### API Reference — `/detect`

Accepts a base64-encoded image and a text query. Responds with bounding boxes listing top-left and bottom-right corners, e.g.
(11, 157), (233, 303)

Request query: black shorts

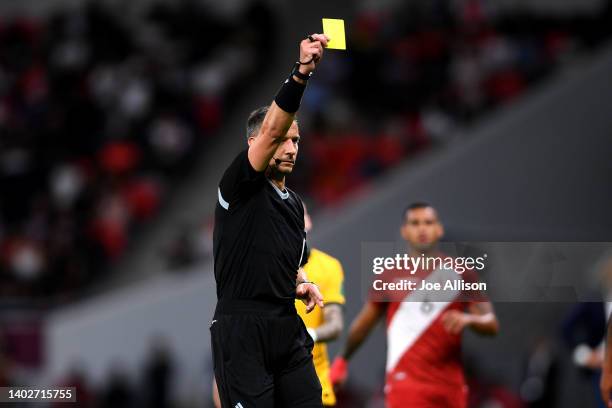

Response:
(211, 299), (323, 408)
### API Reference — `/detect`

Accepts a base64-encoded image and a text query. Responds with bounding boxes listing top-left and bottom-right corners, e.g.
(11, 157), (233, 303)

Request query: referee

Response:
(211, 33), (329, 408)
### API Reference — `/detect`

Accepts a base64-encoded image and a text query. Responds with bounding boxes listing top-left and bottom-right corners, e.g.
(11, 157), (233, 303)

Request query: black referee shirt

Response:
(213, 149), (307, 304)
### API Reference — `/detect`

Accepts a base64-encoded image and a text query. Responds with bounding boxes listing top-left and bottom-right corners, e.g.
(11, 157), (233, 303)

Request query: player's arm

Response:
(601, 315), (612, 406)
(465, 301), (499, 335)
(330, 301), (384, 385)
(308, 304), (344, 343)
(442, 301), (499, 336)
(247, 34), (328, 171)
(341, 302), (385, 359)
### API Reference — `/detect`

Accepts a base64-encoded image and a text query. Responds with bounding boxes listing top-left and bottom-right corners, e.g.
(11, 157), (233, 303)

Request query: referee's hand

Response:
(298, 33), (329, 74)
(297, 282), (324, 313)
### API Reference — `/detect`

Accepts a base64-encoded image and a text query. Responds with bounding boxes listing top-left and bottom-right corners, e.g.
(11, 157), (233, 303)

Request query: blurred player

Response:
(330, 202), (499, 408)
(213, 204), (345, 408)
(564, 255), (612, 408)
(296, 204), (345, 407)
(602, 315), (612, 407)
(599, 256), (612, 408)
(211, 34), (329, 407)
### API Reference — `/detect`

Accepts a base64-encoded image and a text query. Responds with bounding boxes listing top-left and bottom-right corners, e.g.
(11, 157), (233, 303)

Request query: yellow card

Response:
(322, 18), (346, 50)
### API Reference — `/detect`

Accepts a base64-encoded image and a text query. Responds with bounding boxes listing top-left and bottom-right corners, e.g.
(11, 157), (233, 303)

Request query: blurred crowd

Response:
(292, 0), (612, 206)
(0, 0), (275, 302)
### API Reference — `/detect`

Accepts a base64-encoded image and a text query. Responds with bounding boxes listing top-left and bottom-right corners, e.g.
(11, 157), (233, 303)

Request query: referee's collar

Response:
(268, 179), (289, 200)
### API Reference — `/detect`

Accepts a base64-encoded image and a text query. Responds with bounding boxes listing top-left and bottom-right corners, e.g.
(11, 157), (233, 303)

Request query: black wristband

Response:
(274, 74), (306, 113)
(297, 280), (318, 288)
(292, 62), (312, 81)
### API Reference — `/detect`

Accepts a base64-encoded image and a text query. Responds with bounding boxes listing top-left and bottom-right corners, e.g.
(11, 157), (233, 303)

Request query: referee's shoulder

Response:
(219, 148), (249, 181)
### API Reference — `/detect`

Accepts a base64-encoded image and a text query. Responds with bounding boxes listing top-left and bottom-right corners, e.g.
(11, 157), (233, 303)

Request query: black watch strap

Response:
(292, 62), (312, 81)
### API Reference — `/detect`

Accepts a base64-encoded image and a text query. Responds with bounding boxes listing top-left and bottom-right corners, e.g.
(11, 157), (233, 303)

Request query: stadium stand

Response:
(0, 0), (276, 303)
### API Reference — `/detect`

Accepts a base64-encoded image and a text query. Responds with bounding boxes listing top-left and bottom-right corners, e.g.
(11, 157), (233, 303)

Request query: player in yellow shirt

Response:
(295, 204), (345, 407)
(213, 203), (345, 408)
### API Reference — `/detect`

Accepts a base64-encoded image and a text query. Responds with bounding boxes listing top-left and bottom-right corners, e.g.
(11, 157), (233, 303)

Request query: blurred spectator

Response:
(142, 335), (174, 408)
(101, 362), (135, 408)
(52, 362), (95, 408)
(561, 254), (612, 408)
(0, 314), (43, 369)
(519, 337), (561, 408)
(0, 338), (15, 387)
(164, 217), (214, 270)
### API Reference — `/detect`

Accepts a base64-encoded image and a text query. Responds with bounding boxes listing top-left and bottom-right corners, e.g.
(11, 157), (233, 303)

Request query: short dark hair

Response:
(246, 106), (269, 140)
(245, 106), (298, 140)
(402, 202), (435, 222)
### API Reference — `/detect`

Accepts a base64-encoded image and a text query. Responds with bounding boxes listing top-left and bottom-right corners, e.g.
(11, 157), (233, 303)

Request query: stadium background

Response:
(0, 0), (611, 406)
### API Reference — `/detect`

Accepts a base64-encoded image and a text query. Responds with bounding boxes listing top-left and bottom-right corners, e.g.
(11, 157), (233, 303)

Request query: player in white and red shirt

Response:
(330, 202), (499, 408)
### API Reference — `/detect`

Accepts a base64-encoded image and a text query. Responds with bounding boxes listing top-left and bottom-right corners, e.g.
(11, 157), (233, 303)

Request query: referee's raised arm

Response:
(247, 33), (329, 171)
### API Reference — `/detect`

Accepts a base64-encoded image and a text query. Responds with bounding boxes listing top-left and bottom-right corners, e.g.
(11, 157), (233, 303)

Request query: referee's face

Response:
(269, 121), (300, 175)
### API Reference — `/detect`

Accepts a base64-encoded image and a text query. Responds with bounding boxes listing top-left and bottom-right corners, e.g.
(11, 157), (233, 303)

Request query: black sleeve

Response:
(218, 149), (265, 207)
(293, 191), (309, 267)
(300, 240), (310, 267)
